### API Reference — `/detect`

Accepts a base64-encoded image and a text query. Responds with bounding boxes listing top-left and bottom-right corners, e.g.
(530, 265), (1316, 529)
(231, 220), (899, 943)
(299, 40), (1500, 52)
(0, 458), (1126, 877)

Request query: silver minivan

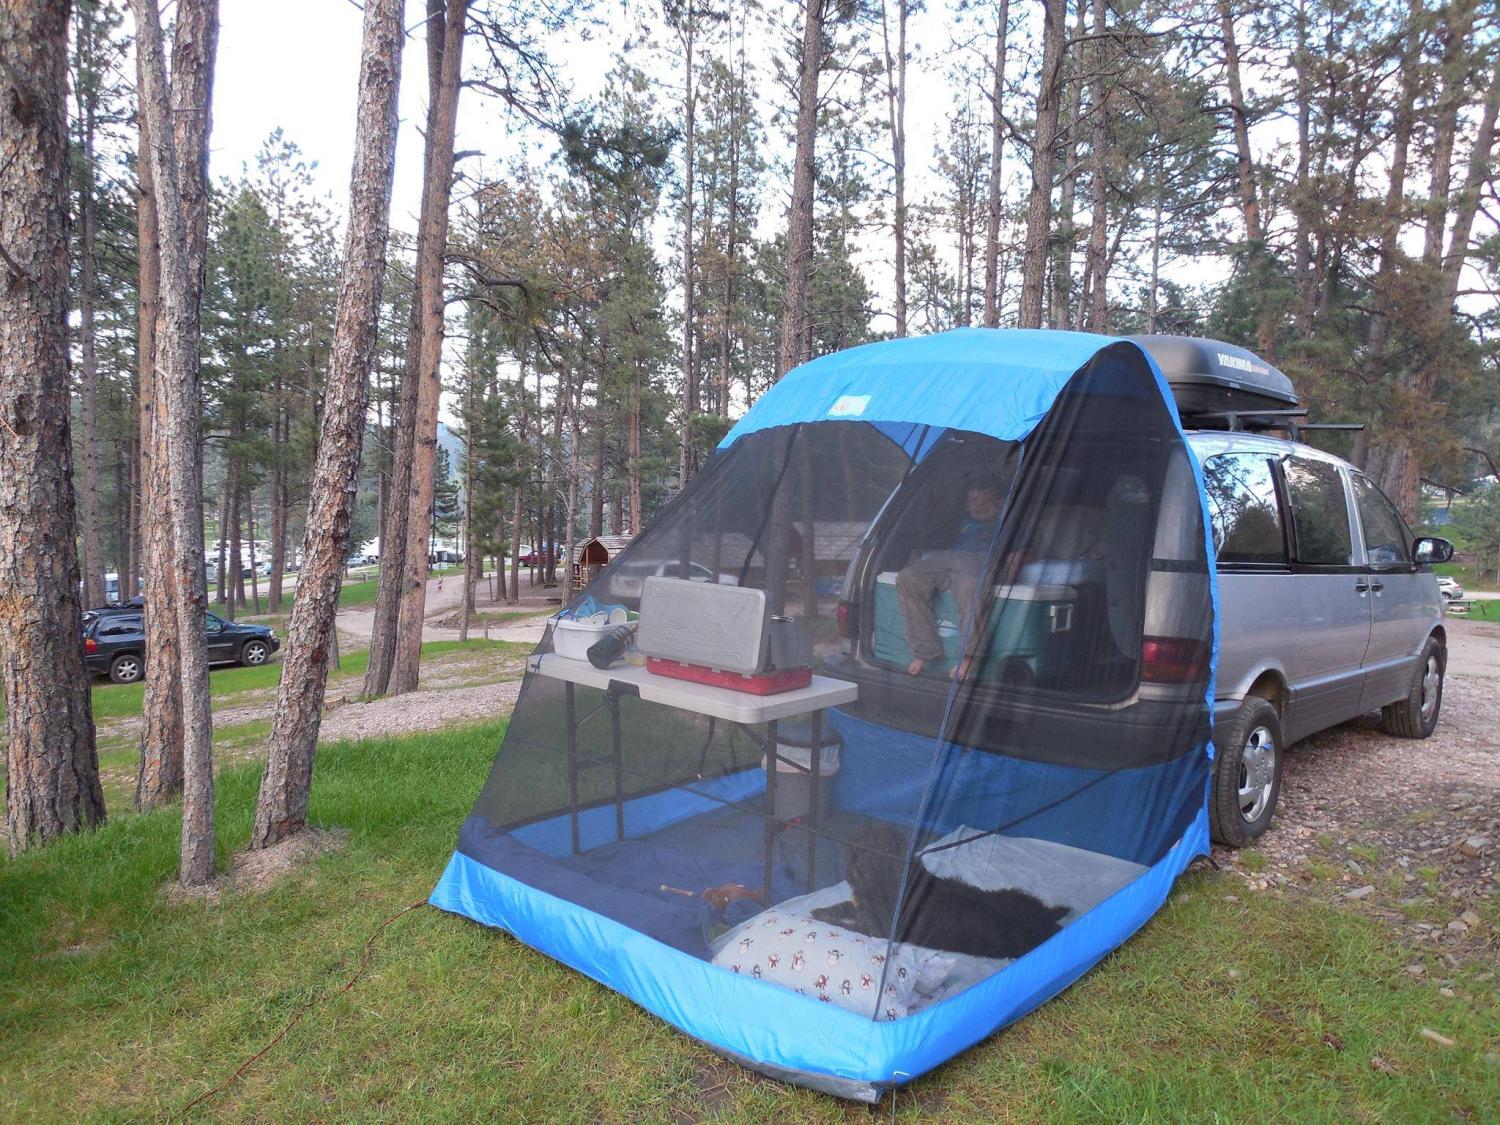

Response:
(1188, 428), (1450, 845)
(825, 334), (1453, 851)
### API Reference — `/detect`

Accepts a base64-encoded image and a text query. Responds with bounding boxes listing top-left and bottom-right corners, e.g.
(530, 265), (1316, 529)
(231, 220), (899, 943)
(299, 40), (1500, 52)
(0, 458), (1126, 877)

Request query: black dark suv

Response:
(82, 607), (280, 684)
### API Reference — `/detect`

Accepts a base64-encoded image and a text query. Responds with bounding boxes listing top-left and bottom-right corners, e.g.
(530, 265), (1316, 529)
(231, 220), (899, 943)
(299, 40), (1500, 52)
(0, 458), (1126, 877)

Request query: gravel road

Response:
(1217, 616), (1499, 958)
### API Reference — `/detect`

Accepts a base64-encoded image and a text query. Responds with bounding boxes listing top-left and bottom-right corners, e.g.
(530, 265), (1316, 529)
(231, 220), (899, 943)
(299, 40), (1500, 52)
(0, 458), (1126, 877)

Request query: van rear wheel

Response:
(1381, 636), (1444, 739)
(1210, 697), (1283, 848)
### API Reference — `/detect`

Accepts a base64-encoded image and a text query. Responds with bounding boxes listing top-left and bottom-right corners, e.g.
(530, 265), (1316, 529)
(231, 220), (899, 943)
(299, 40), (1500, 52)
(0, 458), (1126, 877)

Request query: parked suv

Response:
(826, 336), (1451, 849)
(82, 608), (280, 684)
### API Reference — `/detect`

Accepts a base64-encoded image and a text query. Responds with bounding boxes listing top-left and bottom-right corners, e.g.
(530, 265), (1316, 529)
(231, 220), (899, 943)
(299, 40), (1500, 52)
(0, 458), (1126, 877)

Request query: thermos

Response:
(586, 624), (637, 670)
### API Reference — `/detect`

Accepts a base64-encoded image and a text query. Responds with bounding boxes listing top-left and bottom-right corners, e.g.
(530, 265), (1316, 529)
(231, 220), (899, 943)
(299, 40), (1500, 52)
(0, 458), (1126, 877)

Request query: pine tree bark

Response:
(136, 0), (217, 812)
(778, 0), (825, 377)
(1081, 0), (1109, 333)
(678, 7), (699, 488)
(133, 40), (183, 808)
(880, 0), (909, 337)
(250, 0), (403, 850)
(1018, 0), (1065, 330)
(75, 5), (107, 610)
(131, 0), (217, 886)
(373, 0), (467, 698)
(982, 0), (1010, 328)
(2, 0), (108, 855)
(1373, 0), (1482, 520)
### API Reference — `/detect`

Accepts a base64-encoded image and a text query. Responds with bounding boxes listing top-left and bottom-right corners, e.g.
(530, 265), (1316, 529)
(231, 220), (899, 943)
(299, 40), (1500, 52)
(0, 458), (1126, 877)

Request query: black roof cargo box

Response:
(1126, 334), (1297, 421)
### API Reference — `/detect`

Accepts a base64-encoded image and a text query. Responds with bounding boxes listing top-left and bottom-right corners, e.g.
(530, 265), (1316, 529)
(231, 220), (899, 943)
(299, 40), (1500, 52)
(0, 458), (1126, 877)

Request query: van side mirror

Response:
(1413, 537), (1453, 564)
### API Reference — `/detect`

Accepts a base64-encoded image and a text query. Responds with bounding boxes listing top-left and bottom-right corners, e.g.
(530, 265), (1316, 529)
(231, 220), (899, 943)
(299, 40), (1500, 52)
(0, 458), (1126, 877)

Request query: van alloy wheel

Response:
(1239, 725), (1276, 822)
(1420, 654), (1440, 725)
(242, 640), (269, 666)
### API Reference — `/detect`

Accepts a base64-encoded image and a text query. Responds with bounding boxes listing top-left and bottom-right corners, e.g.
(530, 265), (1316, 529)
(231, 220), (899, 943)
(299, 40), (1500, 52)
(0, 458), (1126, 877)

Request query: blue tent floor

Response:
(455, 803), (866, 958)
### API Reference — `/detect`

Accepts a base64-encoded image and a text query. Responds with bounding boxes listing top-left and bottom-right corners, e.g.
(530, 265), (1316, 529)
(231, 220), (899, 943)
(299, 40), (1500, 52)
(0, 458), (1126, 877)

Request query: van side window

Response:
(1351, 474), (1412, 567)
(1283, 457), (1353, 566)
(100, 615), (143, 637)
(1202, 453), (1285, 564)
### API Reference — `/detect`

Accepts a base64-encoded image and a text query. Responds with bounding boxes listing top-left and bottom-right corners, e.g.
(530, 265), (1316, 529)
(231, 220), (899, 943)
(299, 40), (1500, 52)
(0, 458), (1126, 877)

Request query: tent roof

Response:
(720, 328), (1150, 450)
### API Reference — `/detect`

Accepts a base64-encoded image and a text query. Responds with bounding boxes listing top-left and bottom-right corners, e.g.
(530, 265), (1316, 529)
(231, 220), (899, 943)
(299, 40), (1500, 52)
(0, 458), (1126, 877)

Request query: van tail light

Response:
(1140, 636), (1208, 684)
(836, 600), (857, 641)
(84, 638), (98, 654)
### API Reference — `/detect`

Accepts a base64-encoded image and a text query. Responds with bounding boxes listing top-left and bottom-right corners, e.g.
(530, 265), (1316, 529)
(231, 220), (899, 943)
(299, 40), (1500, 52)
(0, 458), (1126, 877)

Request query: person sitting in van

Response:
(896, 474), (1006, 679)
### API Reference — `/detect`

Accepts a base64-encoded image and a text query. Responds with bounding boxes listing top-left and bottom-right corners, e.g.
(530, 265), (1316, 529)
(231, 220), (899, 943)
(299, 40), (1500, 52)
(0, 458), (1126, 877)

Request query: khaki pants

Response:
(895, 551), (986, 662)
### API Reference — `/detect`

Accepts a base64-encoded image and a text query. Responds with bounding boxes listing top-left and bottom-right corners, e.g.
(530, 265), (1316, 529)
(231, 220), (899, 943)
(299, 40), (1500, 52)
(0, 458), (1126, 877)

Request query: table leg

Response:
(763, 719), (778, 898)
(566, 681), (579, 856)
(608, 689), (624, 843)
(807, 711), (821, 892)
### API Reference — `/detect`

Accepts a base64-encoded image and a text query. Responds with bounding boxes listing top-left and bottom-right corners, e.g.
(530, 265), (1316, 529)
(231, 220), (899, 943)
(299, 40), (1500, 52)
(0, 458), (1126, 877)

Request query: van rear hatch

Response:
(1127, 334), (1297, 420)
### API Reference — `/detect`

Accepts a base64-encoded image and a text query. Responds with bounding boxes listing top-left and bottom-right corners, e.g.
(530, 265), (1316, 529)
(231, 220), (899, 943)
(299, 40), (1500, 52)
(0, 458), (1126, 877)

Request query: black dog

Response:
(812, 824), (1068, 960)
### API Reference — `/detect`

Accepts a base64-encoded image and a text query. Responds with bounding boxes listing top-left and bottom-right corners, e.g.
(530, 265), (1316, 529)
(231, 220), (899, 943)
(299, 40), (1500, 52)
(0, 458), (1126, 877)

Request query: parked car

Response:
(1436, 575), (1463, 602)
(827, 336), (1452, 850)
(603, 558), (738, 600)
(518, 545), (558, 567)
(82, 608), (280, 684)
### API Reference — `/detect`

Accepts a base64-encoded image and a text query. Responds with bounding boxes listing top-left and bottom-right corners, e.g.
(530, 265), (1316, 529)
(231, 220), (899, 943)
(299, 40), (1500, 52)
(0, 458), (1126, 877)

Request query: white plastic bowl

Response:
(552, 617), (616, 662)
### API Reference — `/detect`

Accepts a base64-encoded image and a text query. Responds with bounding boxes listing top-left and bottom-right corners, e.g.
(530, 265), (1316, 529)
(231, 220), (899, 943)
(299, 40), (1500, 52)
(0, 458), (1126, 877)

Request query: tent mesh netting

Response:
(434, 334), (1216, 1099)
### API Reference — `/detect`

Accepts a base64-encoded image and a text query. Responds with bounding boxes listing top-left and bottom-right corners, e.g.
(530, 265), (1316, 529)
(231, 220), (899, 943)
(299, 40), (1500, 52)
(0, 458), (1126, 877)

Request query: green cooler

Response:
(871, 571), (1076, 684)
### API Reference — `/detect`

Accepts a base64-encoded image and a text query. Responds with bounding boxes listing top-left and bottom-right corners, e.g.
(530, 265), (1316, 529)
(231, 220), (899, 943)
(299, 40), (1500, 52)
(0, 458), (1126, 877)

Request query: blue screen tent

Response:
(432, 328), (1218, 1100)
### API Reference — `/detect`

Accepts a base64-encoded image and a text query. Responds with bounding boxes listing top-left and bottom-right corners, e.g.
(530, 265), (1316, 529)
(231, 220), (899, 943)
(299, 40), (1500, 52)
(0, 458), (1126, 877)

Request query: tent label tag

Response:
(828, 394), (870, 418)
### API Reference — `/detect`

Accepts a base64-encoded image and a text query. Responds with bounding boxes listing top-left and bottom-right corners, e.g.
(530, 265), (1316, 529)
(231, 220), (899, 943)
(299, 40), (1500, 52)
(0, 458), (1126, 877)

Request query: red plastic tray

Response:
(645, 657), (813, 696)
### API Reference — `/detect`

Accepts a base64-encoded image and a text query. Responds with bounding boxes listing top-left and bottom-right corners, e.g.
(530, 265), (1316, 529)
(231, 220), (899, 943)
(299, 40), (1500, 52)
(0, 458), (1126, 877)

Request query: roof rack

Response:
(1181, 407), (1365, 442)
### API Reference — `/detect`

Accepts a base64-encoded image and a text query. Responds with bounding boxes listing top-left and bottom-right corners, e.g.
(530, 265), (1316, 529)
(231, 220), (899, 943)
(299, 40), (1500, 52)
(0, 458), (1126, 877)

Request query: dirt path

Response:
(1217, 616), (1499, 962)
(335, 572), (551, 646)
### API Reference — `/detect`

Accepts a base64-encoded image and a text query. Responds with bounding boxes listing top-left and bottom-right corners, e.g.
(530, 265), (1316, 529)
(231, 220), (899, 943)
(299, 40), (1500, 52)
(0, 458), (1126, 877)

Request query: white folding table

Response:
(529, 653), (859, 893)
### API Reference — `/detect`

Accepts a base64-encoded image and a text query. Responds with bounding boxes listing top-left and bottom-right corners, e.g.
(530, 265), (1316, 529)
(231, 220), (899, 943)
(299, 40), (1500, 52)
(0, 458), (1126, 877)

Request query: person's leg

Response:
(949, 555), (986, 680)
(896, 554), (949, 675)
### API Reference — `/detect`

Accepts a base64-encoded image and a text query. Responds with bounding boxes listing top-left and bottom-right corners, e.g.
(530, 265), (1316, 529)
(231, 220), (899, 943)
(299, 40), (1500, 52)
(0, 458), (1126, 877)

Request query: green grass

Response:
(2, 725), (1496, 1121)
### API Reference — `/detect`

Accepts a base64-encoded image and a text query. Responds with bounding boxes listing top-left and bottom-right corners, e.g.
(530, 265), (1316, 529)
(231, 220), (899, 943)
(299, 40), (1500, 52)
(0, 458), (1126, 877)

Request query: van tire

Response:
(1381, 636), (1444, 739)
(1210, 697), (1283, 848)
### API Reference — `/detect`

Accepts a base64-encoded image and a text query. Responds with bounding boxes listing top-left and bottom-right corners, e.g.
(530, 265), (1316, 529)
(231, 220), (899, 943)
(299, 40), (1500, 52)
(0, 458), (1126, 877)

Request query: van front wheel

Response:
(1210, 697), (1283, 848)
(1381, 636), (1444, 739)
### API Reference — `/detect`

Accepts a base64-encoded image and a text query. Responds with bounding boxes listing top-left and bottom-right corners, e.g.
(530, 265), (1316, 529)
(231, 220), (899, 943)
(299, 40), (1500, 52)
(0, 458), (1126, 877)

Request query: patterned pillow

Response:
(709, 911), (930, 1020)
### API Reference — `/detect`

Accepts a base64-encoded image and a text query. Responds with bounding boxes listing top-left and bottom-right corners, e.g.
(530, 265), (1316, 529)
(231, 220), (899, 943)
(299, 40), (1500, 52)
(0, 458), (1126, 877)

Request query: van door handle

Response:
(1354, 579), (1370, 593)
(1369, 580), (1384, 593)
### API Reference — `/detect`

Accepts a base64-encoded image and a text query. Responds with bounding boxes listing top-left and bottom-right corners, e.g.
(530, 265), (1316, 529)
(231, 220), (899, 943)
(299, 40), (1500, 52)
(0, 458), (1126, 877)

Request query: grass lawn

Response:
(2, 725), (1496, 1121)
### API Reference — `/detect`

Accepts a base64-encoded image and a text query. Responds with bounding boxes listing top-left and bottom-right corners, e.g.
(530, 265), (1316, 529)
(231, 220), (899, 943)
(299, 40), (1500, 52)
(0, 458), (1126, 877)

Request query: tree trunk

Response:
(136, 0), (217, 811)
(1, 0), (107, 855)
(1050, 1), (1084, 331)
(1018, 0), (1065, 329)
(590, 427), (605, 537)
(228, 469), (243, 618)
(1440, 52), (1498, 306)
(1374, 0), (1482, 520)
(1365, 0), (1423, 364)
(629, 387), (642, 536)
(678, 9), (698, 488)
(250, 0), (403, 850)
(247, 495), (262, 616)
(880, 0), (909, 337)
(1080, 0), (1110, 333)
(75, 6), (107, 610)
(982, 0), (1009, 328)
(777, 0), (825, 377)
(390, 0), (468, 697)
(269, 383), (288, 613)
(132, 0), (218, 886)
(215, 471), (230, 607)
